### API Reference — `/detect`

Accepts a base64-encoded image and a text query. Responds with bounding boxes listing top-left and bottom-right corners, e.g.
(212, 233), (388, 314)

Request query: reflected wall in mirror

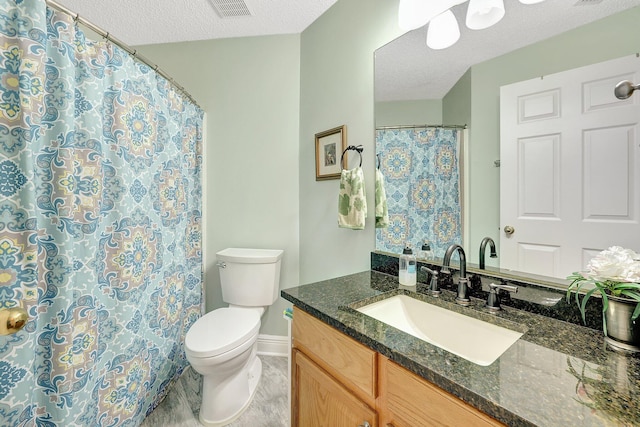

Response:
(374, 2), (640, 282)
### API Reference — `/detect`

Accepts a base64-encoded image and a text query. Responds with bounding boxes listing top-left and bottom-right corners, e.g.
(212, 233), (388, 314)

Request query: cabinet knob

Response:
(358, 422), (370, 427)
(503, 225), (515, 236)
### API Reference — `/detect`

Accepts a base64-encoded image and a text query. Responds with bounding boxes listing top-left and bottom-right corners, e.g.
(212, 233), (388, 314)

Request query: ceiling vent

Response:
(208, 0), (252, 18)
(573, 0), (604, 5)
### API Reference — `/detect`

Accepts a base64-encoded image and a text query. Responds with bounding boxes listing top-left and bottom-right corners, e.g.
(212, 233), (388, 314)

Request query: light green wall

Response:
(298, 0), (403, 284)
(137, 35), (301, 336)
(375, 99), (442, 127)
(442, 69), (471, 129)
(135, 2), (640, 337)
(460, 7), (640, 263)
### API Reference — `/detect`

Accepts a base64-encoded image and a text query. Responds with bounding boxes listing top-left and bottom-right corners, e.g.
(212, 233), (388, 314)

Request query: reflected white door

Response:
(500, 55), (640, 278)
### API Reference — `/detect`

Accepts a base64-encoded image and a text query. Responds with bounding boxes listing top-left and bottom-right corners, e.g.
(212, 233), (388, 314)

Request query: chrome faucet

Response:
(479, 237), (497, 270)
(442, 244), (470, 306)
(420, 266), (440, 297)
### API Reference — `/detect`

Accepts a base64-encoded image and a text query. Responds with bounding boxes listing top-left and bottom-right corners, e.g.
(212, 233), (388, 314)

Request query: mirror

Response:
(374, 2), (640, 282)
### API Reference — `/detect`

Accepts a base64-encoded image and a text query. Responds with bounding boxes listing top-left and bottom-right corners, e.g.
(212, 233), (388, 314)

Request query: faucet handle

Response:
(486, 282), (518, 312)
(420, 266), (440, 296)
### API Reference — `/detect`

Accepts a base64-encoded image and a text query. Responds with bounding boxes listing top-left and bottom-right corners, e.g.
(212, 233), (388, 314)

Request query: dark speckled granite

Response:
(281, 270), (640, 427)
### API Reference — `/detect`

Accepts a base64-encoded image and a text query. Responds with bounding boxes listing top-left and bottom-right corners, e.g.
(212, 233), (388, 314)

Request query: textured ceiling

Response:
(54, 0), (338, 46)
(375, 0), (640, 101)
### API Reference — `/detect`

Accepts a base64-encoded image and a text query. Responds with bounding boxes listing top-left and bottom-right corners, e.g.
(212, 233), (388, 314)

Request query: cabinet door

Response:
(379, 357), (504, 427)
(293, 349), (377, 427)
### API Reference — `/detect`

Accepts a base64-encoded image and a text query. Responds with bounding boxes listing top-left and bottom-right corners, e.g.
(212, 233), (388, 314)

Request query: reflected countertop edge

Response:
(281, 270), (640, 427)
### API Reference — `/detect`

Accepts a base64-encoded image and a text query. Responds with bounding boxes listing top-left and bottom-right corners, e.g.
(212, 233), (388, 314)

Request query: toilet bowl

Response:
(185, 307), (262, 426)
(184, 247), (283, 426)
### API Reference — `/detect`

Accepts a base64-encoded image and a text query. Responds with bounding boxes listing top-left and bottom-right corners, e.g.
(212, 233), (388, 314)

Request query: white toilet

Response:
(185, 247), (283, 426)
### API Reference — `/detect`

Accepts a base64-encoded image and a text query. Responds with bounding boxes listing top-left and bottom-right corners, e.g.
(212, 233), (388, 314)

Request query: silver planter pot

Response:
(604, 294), (640, 352)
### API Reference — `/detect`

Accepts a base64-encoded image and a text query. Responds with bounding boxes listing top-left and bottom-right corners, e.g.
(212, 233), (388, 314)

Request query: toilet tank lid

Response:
(216, 248), (283, 264)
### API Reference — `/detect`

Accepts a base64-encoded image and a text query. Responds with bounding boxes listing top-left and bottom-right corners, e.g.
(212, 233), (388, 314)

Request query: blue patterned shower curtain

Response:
(376, 128), (461, 257)
(0, 1), (204, 425)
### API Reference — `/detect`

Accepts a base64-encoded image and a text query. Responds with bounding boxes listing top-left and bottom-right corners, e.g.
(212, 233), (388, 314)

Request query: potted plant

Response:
(567, 246), (640, 352)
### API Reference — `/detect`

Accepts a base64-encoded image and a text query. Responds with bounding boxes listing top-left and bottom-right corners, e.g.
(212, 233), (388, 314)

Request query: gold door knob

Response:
(0, 307), (28, 336)
(504, 225), (515, 236)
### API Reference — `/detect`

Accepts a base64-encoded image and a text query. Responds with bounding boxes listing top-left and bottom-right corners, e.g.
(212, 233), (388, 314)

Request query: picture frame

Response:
(315, 125), (346, 181)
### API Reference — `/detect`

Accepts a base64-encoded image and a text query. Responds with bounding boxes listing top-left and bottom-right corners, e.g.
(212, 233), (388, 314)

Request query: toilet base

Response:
(199, 356), (262, 427)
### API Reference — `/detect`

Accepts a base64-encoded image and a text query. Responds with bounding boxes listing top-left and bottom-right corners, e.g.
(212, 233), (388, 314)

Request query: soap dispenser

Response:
(419, 241), (434, 260)
(399, 245), (417, 286)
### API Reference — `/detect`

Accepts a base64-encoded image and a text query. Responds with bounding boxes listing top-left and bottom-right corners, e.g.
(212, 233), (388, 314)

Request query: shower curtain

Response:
(0, 1), (204, 425)
(376, 127), (461, 257)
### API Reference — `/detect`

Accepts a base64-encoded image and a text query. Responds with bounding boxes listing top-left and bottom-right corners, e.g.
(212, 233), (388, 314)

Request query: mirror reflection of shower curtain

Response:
(375, 127), (462, 257)
(0, 1), (203, 425)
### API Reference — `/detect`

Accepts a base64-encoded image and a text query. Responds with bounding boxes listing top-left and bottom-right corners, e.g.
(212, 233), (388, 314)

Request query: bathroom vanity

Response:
(292, 307), (503, 426)
(281, 270), (640, 427)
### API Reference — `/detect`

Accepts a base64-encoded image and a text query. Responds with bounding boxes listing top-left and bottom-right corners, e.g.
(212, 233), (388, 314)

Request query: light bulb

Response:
(466, 0), (505, 30)
(426, 10), (461, 50)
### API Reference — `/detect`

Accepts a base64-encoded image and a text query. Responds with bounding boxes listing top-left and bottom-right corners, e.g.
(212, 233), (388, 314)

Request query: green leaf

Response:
(613, 282), (640, 292)
(619, 289), (640, 302)
(580, 287), (600, 324)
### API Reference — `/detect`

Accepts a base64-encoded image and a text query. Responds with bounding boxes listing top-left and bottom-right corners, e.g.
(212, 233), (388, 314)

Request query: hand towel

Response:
(375, 168), (389, 228)
(338, 167), (367, 230)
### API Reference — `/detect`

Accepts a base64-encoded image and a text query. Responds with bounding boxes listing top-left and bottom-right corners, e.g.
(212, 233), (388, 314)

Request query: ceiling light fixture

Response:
(398, 0), (547, 50)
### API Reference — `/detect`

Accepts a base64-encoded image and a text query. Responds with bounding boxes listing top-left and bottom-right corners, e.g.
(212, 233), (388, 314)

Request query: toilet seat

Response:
(185, 307), (260, 358)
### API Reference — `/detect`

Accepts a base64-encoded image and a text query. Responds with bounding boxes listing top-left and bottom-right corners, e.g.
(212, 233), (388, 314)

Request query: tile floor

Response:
(141, 355), (289, 427)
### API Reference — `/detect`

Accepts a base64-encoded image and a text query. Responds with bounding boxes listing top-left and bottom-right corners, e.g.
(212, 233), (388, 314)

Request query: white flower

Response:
(586, 246), (640, 283)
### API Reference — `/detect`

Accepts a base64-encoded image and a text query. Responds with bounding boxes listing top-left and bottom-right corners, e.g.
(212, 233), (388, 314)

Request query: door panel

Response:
(500, 54), (640, 278)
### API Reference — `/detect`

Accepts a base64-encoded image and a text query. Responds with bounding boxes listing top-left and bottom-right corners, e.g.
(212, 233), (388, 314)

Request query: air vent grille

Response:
(574, 0), (604, 5)
(209, 0), (252, 18)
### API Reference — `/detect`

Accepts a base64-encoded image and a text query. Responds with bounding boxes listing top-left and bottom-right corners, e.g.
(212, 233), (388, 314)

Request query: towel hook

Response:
(341, 145), (363, 170)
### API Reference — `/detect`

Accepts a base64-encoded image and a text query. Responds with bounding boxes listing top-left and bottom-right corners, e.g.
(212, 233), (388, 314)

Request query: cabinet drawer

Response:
(292, 307), (377, 405)
(381, 357), (505, 427)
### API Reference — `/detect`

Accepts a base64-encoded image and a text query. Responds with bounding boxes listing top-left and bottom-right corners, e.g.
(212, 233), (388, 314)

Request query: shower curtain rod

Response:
(46, 0), (201, 109)
(376, 124), (467, 130)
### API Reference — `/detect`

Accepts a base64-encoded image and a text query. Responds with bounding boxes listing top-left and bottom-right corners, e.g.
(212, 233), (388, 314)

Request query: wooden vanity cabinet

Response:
(291, 307), (505, 427)
(378, 357), (505, 427)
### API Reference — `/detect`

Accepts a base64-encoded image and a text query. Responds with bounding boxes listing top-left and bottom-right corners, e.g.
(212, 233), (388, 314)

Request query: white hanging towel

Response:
(375, 168), (389, 228)
(338, 167), (367, 230)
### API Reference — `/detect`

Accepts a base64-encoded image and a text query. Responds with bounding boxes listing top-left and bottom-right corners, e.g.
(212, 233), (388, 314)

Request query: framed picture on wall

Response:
(315, 125), (346, 180)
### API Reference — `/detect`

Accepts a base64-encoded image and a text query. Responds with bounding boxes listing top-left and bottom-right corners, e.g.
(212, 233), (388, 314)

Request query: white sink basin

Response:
(356, 294), (523, 366)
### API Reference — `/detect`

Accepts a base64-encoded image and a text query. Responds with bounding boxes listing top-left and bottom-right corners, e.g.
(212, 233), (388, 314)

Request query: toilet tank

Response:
(216, 248), (284, 306)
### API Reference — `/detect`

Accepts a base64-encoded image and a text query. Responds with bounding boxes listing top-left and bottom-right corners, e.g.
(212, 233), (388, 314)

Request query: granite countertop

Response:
(281, 270), (640, 427)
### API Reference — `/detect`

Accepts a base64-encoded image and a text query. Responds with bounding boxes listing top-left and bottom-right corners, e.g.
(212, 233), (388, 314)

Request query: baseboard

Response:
(257, 334), (289, 357)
